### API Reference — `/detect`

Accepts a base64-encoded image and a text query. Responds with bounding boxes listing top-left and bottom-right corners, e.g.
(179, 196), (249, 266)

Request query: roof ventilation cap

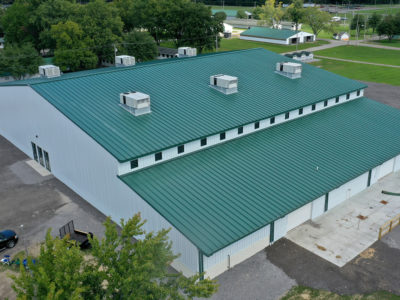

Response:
(178, 47), (197, 58)
(115, 55), (135, 67)
(275, 62), (302, 79)
(210, 74), (238, 94)
(120, 91), (151, 116)
(39, 65), (61, 78)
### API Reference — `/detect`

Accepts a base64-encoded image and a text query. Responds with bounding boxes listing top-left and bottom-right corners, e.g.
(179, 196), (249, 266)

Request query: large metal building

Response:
(1, 48), (400, 279)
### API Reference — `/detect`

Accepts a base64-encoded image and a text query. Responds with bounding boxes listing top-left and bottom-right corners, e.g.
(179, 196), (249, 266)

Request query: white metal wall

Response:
(311, 195), (325, 219)
(203, 224), (270, 279)
(287, 202), (312, 231)
(395, 154), (400, 172)
(240, 35), (288, 44)
(328, 171), (369, 210)
(0, 86), (199, 276)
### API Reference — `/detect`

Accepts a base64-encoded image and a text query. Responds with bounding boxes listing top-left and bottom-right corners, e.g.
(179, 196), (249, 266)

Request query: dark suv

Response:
(0, 230), (18, 250)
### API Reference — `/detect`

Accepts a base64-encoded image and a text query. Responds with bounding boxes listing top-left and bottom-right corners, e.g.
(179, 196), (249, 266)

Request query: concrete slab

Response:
(286, 171), (400, 267)
(25, 159), (51, 176)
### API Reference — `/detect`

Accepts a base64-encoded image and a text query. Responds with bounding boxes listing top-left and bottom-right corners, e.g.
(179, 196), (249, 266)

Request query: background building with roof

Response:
(1, 48), (400, 279)
(157, 47), (179, 59)
(240, 27), (315, 45)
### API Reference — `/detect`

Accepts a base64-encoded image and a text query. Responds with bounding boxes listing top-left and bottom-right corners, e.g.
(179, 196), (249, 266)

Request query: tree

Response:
(10, 230), (98, 299)
(236, 9), (246, 19)
(258, 0), (284, 27)
(90, 215), (218, 299)
(121, 31), (158, 62)
(252, 7), (263, 20)
(214, 11), (227, 21)
(368, 12), (382, 34)
(303, 7), (333, 37)
(377, 14), (398, 41)
(285, 0), (304, 30)
(51, 21), (98, 72)
(350, 14), (366, 37)
(10, 214), (218, 299)
(0, 43), (43, 79)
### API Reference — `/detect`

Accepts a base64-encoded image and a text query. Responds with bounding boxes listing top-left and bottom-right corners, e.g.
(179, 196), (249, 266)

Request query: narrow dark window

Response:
(123, 96), (127, 105)
(285, 112), (290, 120)
(177, 145), (185, 154)
(31, 142), (38, 162)
(346, 93), (350, 100)
(324, 100), (328, 107)
(335, 96), (339, 103)
(280, 64), (283, 71)
(298, 108), (303, 115)
(238, 127), (243, 134)
(254, 121), (260, 129)
(37, 147), (44, 166)
(312, 104), (316, 111)
(130, 159), (138, 169)
(44, 151), (51, 171)
(220, 132), (226, 140)
(270, 117), (275, 124)
(201, 138), (207, 146)
(357, 90), (361, 96)
(214, 77), (217, 85)
(155, 152), (162, 161)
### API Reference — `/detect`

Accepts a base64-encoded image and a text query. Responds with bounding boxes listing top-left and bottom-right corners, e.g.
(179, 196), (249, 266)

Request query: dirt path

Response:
(314, 55), (400, 68)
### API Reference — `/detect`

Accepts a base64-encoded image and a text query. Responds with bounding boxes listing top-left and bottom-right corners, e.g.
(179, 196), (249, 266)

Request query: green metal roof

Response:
(211, 9), (238, 17)
(120, 98), (400, 256)
(241, 27), (301, 40)
(1, 48), (365, 162)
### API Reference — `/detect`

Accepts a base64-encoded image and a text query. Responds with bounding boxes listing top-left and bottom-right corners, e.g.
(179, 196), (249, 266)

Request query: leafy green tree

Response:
(0, 43), (43, 79)
(89, 215), (218, 299)
(252, 7), (263, 20)
(303, 7), (333, 37)
(258, 0), (284, 26)
(76, 0), (123, 63)
(285, 0), (304, 30)
(236, 9), (247, 19)
(350, 14), (366, 37)
(214, 11), (227, 21)
(368, 12), (382, 34)
(51, 21), (98, 71)
(10, 230), (96, 299)
(121, 31), (158, 62)
(377, 14), (398, 41)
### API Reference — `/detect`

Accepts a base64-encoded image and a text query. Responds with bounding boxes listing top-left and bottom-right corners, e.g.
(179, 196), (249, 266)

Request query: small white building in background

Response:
(274, 21), (302, 31)
(223, 23), (233, 38)
(333, 32), (350, 41)
(240, 27), (315, 45)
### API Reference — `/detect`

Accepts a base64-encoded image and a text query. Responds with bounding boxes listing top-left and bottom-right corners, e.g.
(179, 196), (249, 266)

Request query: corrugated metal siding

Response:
(120, 98), (400, 256)
(16, 48), (364, 162)
(241, 27), (300, 39)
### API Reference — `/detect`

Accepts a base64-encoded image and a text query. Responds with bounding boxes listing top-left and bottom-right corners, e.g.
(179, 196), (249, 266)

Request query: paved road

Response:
(315, 55), (400, 68)
(363, 81), (400, 109)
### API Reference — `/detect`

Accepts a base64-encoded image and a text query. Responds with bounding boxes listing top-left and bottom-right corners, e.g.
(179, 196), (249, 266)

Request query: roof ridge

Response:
(28, 48), (264, 86)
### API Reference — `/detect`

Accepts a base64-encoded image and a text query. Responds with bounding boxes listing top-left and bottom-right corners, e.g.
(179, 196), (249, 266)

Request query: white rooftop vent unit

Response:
(38, 65), (61, 78)
(275, 62), (302, 79)
(178, 47), (197, 58)
(115, 55), (135, 67)
(120, 91), (151, 116)
(210, 74), (238, 94)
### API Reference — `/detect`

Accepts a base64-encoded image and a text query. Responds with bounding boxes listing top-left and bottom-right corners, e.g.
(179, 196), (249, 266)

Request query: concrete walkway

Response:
(286, 171), (400, 267)
(315, 55), (400, 68)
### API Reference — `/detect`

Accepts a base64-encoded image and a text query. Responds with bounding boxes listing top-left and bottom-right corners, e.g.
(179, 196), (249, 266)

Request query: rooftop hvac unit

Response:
(120, 91), (151, 116)
(275, 62), (302, 79)
(178, 47), (197, 58)
(210, 74), (238, 94)
(38, 65), (61, 78)
(115, 55), (136, 67)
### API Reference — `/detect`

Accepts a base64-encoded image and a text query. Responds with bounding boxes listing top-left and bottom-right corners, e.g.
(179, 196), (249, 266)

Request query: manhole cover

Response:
(357, 215), (367, 220)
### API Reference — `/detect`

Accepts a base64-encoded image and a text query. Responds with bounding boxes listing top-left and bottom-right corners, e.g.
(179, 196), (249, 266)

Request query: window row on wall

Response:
(118, 89), (364, 175)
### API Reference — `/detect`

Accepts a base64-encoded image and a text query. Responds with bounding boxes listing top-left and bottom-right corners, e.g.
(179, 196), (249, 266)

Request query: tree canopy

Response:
(121, 31), (158, 62)
(11, 214), (218, 299)
(302, 7), (334, 37)
(258, 0), (284, 27)
(285, 0), (305, 30)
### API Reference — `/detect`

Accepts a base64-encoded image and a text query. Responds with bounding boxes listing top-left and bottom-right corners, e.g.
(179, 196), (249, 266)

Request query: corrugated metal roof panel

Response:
(3, 49), (365, 161)
(120, 98), (400, 256)
(241, 27), (301, 39)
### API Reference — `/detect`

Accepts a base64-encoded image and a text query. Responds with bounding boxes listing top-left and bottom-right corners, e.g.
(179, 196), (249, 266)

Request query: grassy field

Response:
(311, 58), (400, 86)
(282, 286), (400, 300)
(369, 39), (400, 48)
(314, 45), (400, 66)
(216, 38), (329, 53)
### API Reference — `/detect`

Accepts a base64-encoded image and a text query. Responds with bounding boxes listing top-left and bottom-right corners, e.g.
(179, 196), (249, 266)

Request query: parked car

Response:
(0, 230), (18, 250)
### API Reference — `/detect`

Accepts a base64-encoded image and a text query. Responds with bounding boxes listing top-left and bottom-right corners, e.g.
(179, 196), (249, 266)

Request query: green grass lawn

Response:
(282, 286), (400, 300)
(369, 39), (400, 48)
(314, 45), (400, 66)
(216, 38), (329, 54)
(311, 58), (400, 86)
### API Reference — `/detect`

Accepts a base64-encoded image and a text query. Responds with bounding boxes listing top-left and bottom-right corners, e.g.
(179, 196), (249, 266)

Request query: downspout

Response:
(198, 249), (204, 280)
(367, 169), (372, 187)
(324, 193), (329, 212)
